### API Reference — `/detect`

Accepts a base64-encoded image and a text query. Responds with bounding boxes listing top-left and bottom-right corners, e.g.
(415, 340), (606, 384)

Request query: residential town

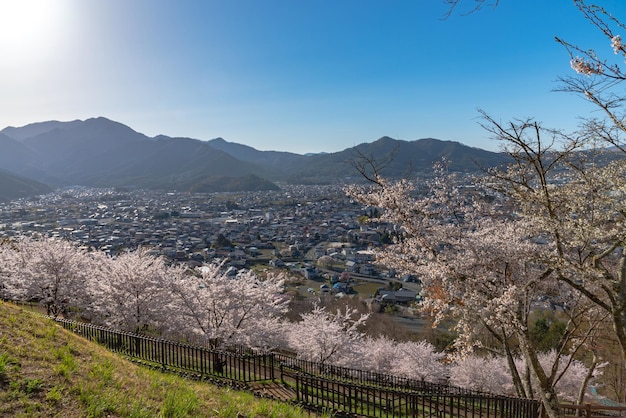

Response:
(0, 184), (421, 306)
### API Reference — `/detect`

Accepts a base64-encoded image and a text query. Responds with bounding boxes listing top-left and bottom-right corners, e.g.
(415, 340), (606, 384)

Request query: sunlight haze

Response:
(1, 0), (624, 154)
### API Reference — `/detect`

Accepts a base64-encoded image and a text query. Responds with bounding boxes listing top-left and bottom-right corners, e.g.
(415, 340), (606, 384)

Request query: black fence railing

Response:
(292, 372), (539, 418)
(54, 318), (275, 383)
(49, 315), (540, 418)
(276, 353), (495, 397)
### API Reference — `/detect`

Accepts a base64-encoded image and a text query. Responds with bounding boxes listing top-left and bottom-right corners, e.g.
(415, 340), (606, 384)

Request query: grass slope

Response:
(0, 302), (308, 417)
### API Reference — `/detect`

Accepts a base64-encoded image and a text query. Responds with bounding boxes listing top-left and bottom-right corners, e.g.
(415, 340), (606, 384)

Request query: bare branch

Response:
(442, 0), (499, 19)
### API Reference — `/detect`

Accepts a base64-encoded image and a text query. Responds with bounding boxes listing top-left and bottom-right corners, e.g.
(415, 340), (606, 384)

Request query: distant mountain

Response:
(185, 174), (280, 193)
(0, 133), (44, 177)
(284, 136), (512, 184)
(0, 118), (281, 191)
(0, 169), (52, 202)
(206, 137), (307, 178)
(0, 120), (83, 141)
(0, 118), (515, 195)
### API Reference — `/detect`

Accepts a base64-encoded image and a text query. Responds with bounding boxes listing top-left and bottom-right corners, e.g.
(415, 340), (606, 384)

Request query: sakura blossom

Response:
(286, 304), (368, 366)
(449, 355), (513, 394)
(390, 340), (447, 382)
(612, 34), (623, 55)
(0, 236), (96, 317)
(167, 261), (289, 350)
(347, 151), (607, 418)
(91, 247), (172, 333)
(348, 336), (447, 383)
(570, 56), (603, 75)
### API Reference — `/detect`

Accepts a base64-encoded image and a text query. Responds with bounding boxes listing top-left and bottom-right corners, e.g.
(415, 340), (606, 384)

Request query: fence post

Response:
(160, 339), (166, 370)
(280, 362), (285, 385)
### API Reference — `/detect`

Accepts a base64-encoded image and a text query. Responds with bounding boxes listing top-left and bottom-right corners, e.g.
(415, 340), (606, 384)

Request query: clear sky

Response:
(1, 0), (624, 154)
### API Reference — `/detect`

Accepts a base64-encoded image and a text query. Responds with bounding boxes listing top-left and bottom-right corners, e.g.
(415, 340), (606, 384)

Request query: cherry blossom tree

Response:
(450, 351), (603, 402)
(446, 0), (626, 383)
(349, 336), (447, 382)
(545, 1), (626, 363)
(286, 304), (368, 366)
(0, 238), (18, 300)
(449, 354), (514, 394)
(346, 160), (608, 418)
(480, 113), (626, 357)
(444, 0), (626, 370)
(390, 340), (447, 382)
(0, 236), (96, 317)
(167, 261), (289, 350)
(91, 247), (172, 333)
(349, 335), (396, 373)
(537, 350), (605, 403)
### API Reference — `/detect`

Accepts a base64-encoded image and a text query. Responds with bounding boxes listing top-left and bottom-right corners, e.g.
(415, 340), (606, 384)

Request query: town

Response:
(0, 184), (423, 307)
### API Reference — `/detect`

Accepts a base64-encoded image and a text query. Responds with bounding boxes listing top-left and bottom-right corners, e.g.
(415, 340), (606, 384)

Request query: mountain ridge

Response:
(0, 117), (510, 198)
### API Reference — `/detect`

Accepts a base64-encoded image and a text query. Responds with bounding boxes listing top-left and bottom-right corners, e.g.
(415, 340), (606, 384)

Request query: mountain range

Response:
(0, 117), (511, 200)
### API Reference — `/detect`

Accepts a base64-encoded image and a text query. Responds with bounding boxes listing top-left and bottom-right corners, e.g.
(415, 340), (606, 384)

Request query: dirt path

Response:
(251, 382), (297, 402)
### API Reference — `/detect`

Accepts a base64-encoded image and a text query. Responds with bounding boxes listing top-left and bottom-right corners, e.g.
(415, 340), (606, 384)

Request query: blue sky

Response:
(1, 0), (624, 154)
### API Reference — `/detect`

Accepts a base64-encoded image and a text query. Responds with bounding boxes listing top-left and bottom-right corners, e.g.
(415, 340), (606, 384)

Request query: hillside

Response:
(0, 170), (52, 202)
(0, 301), (307, 417)
(207, 137), (307, 176)
(285, 136), (512, 183)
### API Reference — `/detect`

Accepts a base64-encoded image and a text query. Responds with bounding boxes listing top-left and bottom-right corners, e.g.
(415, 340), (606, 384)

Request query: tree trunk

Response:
(504, 337), (528, 398)
(576, 352), (598, 415)
(523, 363), (534, 401)
(517, 332), (564, 418)
(614, 248), (626, 364)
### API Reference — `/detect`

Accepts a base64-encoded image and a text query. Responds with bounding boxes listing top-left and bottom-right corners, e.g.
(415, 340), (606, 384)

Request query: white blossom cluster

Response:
(0, 230), (601, 401)
(570, 56), (603, 75)
(346, 156), (609, 409)
(449, 351), (603, 402)
(611, 35), (623, 56)
(0, 237), (288, 349)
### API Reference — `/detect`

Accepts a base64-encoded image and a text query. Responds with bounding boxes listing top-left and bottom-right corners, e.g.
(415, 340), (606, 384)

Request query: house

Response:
(359, 264), (377, 276)
(269, 258), (286, 268)
(345, 260), (357, 272)
(332, 282), (351, 293)
(301, 266), (318, 280)
(376, 288), (417, 304)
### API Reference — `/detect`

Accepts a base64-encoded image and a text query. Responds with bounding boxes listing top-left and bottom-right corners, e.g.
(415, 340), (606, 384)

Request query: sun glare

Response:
(0, 0), (66, 56)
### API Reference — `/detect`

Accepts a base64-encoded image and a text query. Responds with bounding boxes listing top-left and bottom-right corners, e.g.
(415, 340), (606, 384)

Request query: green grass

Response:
(350, 281), (381, 298)
(0, 301), (312, 417)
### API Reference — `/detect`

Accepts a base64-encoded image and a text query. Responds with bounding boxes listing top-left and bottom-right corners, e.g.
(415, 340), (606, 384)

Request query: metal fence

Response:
(54, 318), (275, 382)
(51, 316), (541, 418)
(277, 353), (495, 397)
(288, 371), (539, 418)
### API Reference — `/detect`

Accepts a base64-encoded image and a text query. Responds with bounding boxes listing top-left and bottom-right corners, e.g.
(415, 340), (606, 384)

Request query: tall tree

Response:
(0, 236), (95, 317)
(92, 247), (172, 333)
(286, 305), (368, 366)
(480, 113), (626, 364)
(347, 335), (447, 382)
(347, 162), (604, 418)
(449, 351), (601, 401)
(168, 261), (289, 350)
